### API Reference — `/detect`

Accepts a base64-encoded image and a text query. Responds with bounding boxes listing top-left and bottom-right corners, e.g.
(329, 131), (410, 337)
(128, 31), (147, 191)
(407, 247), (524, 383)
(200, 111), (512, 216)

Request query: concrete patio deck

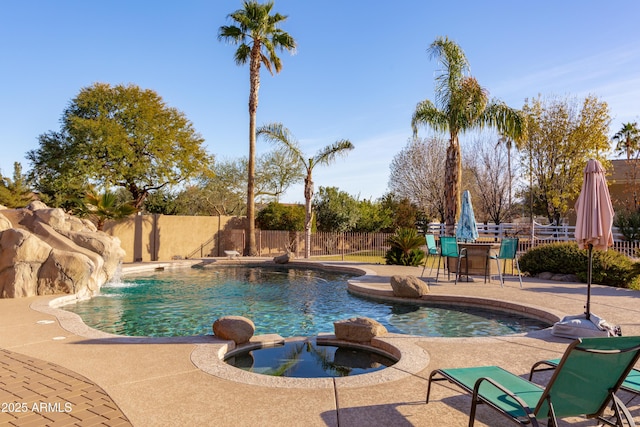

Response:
(2, 260), (640, 426)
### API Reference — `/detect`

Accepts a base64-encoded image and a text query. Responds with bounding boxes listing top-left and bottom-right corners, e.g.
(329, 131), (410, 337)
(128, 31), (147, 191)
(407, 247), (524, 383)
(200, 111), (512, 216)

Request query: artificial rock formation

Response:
(390, 275), (429, 298)
(0, 202), (125, 298)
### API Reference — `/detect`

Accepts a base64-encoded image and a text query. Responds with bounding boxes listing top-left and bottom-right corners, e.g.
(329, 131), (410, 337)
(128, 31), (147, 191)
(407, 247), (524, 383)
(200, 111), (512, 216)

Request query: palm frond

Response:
(313, 140), (354, 167)
(429, 36), (470, 109)
(219, 0), (294, 75)
(411, 100), (448, 136)
(257, 123), (305, 165)
(217, 25), (245, 44)
(481, 100), (525, 141)
(234, 44), (251, 65)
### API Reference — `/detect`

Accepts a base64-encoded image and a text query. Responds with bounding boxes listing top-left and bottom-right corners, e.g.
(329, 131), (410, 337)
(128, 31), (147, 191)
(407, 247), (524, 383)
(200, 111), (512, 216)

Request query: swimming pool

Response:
(62, 265), (549, 338)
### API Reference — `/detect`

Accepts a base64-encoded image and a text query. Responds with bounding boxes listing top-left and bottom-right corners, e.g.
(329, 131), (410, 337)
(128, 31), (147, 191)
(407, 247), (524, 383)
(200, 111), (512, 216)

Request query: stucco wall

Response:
(103, 214), (245, 262)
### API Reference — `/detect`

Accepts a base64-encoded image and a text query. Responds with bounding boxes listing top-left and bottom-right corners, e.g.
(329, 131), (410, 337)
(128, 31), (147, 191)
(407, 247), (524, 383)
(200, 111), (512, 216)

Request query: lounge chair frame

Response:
(427, 337), (640, 427)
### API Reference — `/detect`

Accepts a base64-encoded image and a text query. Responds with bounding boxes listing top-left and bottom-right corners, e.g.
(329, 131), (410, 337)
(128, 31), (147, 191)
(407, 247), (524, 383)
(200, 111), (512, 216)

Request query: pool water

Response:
(225, 338), (396, 378)
(62, 265), (549, 338)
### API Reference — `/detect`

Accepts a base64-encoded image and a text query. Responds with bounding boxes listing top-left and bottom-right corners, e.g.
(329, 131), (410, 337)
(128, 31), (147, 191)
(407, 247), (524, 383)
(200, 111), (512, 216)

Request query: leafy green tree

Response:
(354, 199), (393, 232)
(612, 122), (640, 160)
(27, 131), (88, 211)
(256, 202), (305, 231)
(521, 95), (611, 224)
(173, 151), (302, 217)
(218, 0), (296, 256)
(379, 193), (423, 231)
(0, 162), (34, 208)
(255, 149), (305, 202)
(411, 36), (523, 235)
(190, 158), (247, 216)
(28, 83), (213, 210)
(314, 186), (360, 233)
(143, 189), (180, 215)
(81, 189), (137, 231)
(258, 123), (354, 258)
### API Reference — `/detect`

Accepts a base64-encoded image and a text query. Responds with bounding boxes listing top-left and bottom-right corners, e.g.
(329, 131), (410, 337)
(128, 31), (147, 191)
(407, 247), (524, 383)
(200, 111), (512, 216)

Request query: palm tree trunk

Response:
(245, 44), (261, 256)
(507, 145), (512, 217)
(444, 139), (461, 235)
(304, 174), (313, 258)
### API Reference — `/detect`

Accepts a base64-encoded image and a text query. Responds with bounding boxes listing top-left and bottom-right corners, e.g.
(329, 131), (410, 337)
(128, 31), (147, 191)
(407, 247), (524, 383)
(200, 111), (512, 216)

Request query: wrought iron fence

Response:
(188, 223), (640, 260)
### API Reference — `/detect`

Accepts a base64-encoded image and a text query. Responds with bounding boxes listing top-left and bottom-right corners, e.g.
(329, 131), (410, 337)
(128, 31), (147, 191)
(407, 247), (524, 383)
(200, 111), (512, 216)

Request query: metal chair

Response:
(421, 234), (439, 277)
(427, 336), (640, 427)
(435, 236), (467, 284)
(487, 237), (522, 288)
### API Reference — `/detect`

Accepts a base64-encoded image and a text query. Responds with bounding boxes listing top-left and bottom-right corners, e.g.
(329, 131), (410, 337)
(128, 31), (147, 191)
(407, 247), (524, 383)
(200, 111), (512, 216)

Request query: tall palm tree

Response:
(612, 122), (640, 160)
(257, 123), (354, 258)
(411, 36), (523, 235)
(218, 1), (296, 256)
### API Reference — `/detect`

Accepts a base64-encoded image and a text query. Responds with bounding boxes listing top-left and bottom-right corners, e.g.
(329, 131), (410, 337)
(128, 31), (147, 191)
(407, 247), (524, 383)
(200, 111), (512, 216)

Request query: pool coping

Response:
(32, 259), (564, 389)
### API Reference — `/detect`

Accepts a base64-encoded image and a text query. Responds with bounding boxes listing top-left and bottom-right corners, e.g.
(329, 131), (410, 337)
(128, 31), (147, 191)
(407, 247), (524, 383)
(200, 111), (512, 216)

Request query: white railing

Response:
(424, 222), (639, 257)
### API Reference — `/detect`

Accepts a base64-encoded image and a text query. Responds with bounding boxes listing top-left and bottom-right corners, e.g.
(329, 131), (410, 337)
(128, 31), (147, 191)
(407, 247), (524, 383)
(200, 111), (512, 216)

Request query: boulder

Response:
(213, 316), (255, 344)
(390, 275), (429, 298)
(273, 252), (294, 264)
(334, 317), (387, 343)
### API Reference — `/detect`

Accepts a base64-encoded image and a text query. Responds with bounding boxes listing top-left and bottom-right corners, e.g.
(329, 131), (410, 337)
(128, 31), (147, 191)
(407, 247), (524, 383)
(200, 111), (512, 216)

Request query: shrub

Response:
(582, 249), (640, 289)
(519, 242), (585, 276)
(519, 242), (640, 289)
(256, 202), (305, 231)
(614, 209), (640, 242)
(384, 228), (425, 267)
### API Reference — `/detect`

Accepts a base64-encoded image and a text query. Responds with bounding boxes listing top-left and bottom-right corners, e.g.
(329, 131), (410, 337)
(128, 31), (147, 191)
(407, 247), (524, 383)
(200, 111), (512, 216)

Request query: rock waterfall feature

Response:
(0, 202), (125, 298)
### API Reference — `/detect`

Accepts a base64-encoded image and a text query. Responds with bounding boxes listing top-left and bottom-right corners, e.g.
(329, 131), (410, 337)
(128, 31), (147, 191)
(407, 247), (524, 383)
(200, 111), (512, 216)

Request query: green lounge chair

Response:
(426, 336), (640, 426)
(529, 357), (640, 399)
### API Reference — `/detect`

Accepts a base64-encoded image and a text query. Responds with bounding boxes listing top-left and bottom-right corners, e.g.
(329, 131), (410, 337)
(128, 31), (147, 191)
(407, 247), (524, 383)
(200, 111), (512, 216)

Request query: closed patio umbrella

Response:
(575, 159), (614, 318)
(456, 190), (479, 242)
(552, 159), (619, 338)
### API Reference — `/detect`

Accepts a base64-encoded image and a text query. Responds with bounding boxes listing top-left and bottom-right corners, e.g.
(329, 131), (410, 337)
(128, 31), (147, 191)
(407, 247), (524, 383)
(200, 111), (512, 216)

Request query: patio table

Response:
(447, 241), (500, 280)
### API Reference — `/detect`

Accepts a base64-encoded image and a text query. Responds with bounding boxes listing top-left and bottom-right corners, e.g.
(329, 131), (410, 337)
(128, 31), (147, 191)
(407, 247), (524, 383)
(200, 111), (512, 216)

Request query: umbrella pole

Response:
(586, 243), (593, 320)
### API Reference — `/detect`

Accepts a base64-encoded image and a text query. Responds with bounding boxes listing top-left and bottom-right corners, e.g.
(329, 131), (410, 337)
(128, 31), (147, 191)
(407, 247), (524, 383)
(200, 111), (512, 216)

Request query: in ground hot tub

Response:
(224, 337), (398, 378)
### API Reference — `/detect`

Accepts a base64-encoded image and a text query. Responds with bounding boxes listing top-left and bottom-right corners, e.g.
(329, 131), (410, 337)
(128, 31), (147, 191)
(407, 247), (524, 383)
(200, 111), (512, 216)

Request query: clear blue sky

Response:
(1, 1), (639, 203)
